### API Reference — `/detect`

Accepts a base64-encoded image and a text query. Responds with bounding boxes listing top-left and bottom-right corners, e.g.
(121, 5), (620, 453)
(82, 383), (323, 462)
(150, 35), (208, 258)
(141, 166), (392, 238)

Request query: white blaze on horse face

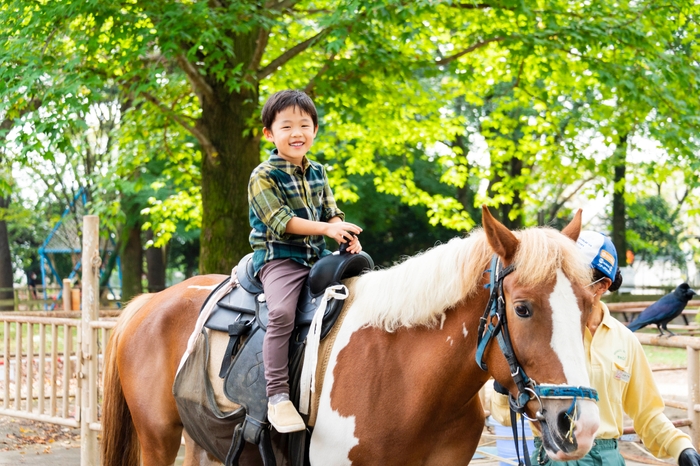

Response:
(548, 269), (590, 387)
(547, 269), (600, 456)
(309, 308), (363, 465)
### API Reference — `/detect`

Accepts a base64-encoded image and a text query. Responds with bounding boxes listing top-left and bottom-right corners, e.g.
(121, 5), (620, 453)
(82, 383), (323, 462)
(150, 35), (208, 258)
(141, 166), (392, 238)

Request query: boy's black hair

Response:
(262, 90), (318, 130)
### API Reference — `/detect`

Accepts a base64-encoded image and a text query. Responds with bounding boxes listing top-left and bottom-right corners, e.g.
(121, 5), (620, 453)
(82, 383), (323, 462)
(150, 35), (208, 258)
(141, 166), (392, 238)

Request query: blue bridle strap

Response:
(475, 255), (599, 409)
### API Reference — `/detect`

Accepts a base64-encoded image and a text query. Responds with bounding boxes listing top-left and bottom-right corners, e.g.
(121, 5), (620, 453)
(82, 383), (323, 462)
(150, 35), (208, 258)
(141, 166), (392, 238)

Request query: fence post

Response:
(63, 279), (72, 312)
(688, 346), (700, 448)
(81, 216), (100, 465)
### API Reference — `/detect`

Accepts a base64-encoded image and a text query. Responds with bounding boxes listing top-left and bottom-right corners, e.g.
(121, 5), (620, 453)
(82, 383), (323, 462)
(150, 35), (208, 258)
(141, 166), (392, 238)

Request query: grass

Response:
(643, 344), (688, 368)
(0, 323), (79, 356)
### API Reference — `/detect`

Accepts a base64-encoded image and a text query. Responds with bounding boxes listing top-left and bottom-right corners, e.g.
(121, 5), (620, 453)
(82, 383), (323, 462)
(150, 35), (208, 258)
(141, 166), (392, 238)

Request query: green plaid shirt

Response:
(248, 150), (344, 275)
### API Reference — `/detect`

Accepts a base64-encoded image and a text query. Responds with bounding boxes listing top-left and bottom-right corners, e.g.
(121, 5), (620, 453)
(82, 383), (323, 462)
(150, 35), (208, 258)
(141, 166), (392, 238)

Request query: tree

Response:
(3, 0), (700, 279)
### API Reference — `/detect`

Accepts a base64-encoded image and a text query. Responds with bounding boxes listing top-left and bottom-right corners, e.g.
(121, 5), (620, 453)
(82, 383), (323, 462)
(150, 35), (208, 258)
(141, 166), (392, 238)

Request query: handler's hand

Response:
(679, 448), (700, 466)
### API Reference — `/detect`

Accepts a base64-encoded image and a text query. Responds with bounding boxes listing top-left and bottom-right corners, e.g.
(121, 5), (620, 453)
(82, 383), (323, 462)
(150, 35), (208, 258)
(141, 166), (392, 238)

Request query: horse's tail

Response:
(101, 294), (154, 466)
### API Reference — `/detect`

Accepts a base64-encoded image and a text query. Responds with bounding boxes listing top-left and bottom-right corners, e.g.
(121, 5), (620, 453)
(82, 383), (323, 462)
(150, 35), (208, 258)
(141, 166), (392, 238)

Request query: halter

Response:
(475, 255), (599, 418)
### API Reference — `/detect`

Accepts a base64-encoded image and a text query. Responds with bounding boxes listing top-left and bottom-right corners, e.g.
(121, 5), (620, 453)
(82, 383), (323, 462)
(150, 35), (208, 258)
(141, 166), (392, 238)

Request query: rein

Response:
(475, 255), (599, 465)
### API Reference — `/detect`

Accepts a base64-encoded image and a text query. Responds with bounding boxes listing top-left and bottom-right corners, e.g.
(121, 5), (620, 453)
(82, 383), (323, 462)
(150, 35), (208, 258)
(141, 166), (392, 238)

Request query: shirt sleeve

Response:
(624, 337), (694, 460)
(490, 390), (512, 427)
(320, 167), (345, 222)
(248, 169), (295, 239)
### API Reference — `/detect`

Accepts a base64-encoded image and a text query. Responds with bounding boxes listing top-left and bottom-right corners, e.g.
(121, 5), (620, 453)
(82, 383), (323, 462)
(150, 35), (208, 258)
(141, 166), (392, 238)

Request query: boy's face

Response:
(263, 106), (318, 166)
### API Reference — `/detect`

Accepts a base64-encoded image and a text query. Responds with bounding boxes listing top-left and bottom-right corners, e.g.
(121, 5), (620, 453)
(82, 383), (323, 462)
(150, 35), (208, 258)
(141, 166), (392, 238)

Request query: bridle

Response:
(475, 255), (599, 455)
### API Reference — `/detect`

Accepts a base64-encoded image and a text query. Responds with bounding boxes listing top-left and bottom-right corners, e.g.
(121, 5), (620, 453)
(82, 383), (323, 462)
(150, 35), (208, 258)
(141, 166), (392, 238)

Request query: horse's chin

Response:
(536, 400), (599, 462)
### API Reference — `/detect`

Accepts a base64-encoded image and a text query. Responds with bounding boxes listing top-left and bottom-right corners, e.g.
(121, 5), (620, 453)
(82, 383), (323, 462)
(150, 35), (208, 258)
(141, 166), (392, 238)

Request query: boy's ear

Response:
(263, 127), (274, 141)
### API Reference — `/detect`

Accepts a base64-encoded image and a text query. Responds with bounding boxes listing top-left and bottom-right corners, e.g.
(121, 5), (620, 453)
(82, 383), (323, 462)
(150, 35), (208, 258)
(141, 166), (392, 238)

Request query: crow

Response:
(627, 283), (697, 336)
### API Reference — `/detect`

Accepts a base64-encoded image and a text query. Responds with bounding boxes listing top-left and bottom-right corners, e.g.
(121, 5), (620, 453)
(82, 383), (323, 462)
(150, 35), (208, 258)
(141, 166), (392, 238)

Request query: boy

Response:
(248, 90), (363, 433)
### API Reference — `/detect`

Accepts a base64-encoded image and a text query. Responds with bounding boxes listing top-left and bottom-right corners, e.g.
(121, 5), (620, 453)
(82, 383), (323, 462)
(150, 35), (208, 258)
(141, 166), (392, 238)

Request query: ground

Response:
(0, 367), (691, 465)
(0, 416), (80, 465)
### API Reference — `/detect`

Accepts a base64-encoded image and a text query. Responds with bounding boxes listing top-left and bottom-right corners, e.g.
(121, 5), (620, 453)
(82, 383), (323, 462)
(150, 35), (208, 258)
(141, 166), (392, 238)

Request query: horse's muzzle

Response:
(537, 398), (599, 461)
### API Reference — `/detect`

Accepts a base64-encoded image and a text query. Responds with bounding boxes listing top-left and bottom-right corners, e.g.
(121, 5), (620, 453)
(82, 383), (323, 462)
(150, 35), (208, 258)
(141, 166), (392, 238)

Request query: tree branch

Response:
(434, 36), (507, 66)
(175, 54), (215, 104)
(250, 28), (270, 72)
(257, 27), (333, 79)
(140, 91), (216, 158)
(303, 54), (335, 96)
(265, 0), (303, 12)
(455, 3), (496, 9)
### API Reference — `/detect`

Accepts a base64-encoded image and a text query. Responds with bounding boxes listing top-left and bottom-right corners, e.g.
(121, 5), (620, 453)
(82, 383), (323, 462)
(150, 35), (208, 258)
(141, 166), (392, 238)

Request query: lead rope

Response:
(509, 408), (532, 466)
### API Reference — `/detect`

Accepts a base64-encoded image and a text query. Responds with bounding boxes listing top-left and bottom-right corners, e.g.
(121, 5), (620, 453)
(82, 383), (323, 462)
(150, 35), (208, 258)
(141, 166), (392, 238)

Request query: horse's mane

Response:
(351, 227), (592, 332)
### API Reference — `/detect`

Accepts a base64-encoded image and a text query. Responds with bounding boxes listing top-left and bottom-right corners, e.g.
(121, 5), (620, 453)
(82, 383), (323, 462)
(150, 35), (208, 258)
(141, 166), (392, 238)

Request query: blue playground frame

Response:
(38, 188), (122, 309)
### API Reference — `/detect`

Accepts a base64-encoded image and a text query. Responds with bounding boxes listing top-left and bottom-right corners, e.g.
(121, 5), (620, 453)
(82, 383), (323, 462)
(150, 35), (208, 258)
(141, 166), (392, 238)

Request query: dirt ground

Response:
(0, 367), (691, 465)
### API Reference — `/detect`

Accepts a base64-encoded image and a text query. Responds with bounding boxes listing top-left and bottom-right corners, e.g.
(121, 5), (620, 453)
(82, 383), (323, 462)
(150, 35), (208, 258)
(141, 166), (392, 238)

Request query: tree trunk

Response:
(0, 196), (14, 311)
(611, 134), (629, 267)
(490, 157), (524, 230)
(145, 229), (166, 293)
(120, 202), (143, 302)
(198, 31), (261, 274)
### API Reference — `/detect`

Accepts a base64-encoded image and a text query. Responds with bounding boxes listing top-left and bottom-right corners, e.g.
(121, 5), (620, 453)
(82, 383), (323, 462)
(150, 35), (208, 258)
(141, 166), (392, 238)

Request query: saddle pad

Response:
(207, 328), (243, 411)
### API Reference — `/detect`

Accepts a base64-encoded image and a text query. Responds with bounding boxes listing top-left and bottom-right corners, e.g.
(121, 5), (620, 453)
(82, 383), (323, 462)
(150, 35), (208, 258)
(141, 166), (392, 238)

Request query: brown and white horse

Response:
(102, 207), (599, 466)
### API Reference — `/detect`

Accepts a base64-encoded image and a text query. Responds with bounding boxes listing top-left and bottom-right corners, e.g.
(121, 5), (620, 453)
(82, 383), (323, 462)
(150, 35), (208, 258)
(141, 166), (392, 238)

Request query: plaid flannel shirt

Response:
(248, 150), (345, 275)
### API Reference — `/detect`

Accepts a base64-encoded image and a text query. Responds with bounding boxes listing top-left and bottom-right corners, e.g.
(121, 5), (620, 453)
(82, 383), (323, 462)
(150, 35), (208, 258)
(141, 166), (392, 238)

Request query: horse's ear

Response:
(561, 209), (583, 242)
(482, 205), (519, 262)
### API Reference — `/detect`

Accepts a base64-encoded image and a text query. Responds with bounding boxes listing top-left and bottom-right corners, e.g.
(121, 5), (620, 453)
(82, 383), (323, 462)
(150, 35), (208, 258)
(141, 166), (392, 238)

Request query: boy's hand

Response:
(326, 221), (362, 249)
(344, 234), (362, 254)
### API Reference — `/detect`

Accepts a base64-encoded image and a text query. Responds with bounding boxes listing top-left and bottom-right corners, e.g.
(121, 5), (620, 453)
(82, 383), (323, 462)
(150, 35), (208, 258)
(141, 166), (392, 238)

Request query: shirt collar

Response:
(268, 149), (310, 174)
(599, 302), (616, 329)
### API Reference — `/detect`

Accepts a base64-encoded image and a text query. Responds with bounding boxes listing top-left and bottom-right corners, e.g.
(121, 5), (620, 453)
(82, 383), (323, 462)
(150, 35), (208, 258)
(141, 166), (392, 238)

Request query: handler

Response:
(491, 230), (700, 466)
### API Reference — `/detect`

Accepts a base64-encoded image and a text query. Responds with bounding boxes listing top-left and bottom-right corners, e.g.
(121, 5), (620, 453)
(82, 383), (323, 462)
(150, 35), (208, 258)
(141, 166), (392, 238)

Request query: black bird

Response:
(627, 283), (697, 336)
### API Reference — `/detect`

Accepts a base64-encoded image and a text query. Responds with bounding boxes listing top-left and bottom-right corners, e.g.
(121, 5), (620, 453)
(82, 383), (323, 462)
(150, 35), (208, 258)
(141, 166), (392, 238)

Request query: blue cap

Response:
(576, 231), (618, 280)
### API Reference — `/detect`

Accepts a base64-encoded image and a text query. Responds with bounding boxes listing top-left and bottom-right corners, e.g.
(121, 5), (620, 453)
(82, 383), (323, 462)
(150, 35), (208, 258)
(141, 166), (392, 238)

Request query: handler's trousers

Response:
(533, 438), (625, 466)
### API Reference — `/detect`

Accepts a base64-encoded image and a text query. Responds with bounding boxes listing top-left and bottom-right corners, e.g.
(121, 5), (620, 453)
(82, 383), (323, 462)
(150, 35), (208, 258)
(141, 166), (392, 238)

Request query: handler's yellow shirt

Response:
(491, 302), (694, 461)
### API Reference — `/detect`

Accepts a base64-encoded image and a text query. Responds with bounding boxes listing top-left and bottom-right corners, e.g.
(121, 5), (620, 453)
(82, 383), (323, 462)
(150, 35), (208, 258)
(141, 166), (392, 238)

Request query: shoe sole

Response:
(270, 421), (306, 433)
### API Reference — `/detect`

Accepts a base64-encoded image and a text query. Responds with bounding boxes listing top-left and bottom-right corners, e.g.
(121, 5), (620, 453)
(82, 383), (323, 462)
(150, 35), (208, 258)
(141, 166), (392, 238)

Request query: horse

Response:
(101, 206), (600, 466)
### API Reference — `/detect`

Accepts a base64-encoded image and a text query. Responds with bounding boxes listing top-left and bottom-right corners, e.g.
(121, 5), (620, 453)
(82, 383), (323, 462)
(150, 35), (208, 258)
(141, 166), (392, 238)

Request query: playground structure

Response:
(0, 215), (698, 465)
(38, 188), (121, 309)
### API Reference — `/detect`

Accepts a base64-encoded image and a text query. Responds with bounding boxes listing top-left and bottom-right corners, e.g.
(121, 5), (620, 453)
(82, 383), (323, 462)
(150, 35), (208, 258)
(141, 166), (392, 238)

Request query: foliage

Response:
(627, 195), (687, 268)
(1, 0), (700, 277)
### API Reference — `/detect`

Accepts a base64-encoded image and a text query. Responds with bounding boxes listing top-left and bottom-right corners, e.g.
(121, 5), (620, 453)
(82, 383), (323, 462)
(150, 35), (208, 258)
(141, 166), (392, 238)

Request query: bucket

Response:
(490, 416), (535, 466)
(70, 288), (81, 311)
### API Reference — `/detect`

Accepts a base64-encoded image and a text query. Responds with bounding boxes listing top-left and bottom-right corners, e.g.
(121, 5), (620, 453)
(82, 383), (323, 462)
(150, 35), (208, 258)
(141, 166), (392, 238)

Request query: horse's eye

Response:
(514, 303), (532, 318)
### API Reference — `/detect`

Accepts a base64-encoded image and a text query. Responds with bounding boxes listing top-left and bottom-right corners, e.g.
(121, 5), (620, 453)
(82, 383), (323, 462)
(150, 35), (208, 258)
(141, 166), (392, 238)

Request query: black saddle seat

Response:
(237, 251), (373, 298)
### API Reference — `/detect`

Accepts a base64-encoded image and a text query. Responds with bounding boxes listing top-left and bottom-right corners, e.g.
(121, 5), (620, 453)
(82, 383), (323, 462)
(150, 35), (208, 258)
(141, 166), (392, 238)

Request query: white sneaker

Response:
(267, 400), (305, 433)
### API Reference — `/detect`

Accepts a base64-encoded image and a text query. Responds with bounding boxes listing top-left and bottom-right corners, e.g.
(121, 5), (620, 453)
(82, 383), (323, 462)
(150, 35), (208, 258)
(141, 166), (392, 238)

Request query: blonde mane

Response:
(351, 227), (592, 332)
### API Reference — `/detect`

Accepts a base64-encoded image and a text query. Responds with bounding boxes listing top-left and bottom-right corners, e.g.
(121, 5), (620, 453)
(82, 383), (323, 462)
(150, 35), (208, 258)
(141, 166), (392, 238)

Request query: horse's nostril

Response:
(557, 408), (576, 443)
(557, 411), (571, 437)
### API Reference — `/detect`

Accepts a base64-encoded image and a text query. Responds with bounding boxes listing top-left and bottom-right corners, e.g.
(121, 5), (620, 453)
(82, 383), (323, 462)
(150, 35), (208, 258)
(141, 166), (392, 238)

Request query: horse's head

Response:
(479, 206), (599, 462)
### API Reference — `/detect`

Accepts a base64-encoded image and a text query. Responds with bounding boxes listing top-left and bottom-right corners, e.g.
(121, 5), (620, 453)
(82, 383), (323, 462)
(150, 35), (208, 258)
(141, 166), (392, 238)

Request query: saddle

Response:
(177, 250), (373, 466)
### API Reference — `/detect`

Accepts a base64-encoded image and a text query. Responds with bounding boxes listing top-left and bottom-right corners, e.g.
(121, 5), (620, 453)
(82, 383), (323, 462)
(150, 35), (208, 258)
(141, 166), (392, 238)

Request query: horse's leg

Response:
(117, 284), (210, 466)
(119, 330), (184, 466)
(182, 430), (223, 466)
(422, 397), (485, 465)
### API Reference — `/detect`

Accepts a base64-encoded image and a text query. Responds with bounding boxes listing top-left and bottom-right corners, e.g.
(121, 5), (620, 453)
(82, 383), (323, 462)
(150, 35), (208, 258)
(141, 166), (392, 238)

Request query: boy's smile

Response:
(263, 106), (318, 166)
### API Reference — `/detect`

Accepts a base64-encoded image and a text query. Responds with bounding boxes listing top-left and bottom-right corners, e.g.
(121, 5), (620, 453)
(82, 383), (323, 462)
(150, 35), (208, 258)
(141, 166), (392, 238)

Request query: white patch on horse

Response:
(446, 335), (453, 346)
(548, 269), (590, 387)
(309, 304), (362, 465)
(439, 313), (446, 330)
(462, 322), (468, 338)
(186, 284), (218, 290)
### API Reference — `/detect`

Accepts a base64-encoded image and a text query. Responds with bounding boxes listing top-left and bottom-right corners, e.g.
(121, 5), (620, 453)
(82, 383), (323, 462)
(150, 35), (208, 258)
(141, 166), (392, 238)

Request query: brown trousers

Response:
(259, 259), (310, 397)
